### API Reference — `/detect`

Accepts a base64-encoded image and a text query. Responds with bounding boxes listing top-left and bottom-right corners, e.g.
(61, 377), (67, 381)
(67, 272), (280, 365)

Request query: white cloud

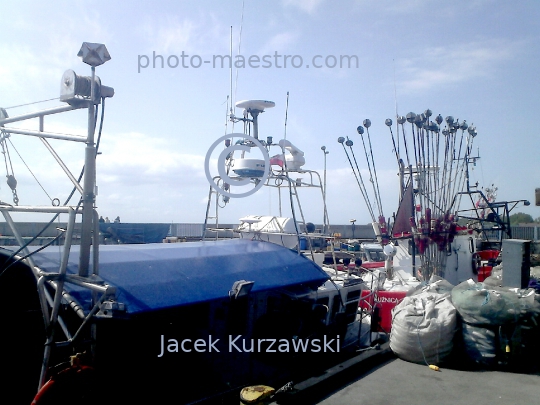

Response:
(376, 0), (490, 15)
(141, 13), (230, 56)
(282, 0), (325, 14)
(143, 17), (197, 54)
(380, 0), (437, 13)
(98, 131), (205, 186)
(396, 39), (521, 93)
(0, 9), (111, 104)
(0, 45), (57, 99)
(257, 32), (298, 56)
(0, 117), (208, 222)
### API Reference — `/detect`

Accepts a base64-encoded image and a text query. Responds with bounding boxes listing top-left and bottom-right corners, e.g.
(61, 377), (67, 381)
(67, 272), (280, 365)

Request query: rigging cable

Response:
(1, 97), (106, 270)
(7, 138), (54, 203)
(3, 97), (60, 110)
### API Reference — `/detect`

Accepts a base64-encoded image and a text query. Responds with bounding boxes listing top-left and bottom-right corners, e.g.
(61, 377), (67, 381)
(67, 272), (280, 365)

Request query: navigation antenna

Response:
(229, 26), (233, 114)
(284, 91), (289, 140)
(232, 0), (245, 120)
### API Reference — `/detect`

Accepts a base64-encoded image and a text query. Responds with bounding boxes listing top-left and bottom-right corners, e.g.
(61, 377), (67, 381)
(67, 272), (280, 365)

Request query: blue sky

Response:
(1, 0), (539, 226)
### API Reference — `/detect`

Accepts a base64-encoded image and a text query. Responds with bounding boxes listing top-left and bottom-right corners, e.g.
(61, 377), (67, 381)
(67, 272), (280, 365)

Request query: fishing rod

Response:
(448, 121), (467, 205)
(384, 117), (406, 203)
(406, 113), (421, 187)
(398, 115), (411, 167)
(338, 136), (376, 222)
(414, 114), (434, 277)
(433, 114), (443, 216)
(385, 118), (401, 165)
(396, 111), (461, 278)
(438, 117), (456, 214)
(358, 120), (384, 218)
(437, 125), (452, 215)
(340, 110), (479, 280)
(386, 117), (409, 203)
(424, 111), (434, 220)
(367, 121), (385, 218)
(412, 114), (429, 220)
(447, 117), (462, 210)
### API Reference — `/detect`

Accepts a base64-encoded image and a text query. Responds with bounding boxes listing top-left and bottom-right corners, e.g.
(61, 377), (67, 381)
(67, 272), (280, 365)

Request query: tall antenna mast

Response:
(284, 91), (289, 140)
(229, 26), (233, 117)
(233, 0), (245, 111)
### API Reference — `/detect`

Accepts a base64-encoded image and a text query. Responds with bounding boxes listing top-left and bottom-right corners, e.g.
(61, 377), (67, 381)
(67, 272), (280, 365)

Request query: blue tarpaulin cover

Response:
(26, 239), (329, 314)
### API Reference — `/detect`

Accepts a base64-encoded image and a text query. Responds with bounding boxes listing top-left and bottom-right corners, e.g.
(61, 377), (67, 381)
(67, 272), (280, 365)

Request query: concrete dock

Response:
(317, 357), (540, 405)
(274, 343), (540, 405)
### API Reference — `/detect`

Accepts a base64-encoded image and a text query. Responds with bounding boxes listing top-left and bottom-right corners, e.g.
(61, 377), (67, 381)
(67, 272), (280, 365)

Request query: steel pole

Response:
(322, 148), (328, 233)
(78, 67), (96, 277)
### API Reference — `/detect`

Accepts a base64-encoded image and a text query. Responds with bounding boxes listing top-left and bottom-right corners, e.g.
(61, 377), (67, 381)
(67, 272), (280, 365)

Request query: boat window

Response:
(346, 290), (361, 302)
(366, 250), (385, 261)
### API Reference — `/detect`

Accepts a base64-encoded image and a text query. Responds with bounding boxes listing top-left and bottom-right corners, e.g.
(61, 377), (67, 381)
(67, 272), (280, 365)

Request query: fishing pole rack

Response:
(0, 42), (119, 392)
(337, 111), (491, 280)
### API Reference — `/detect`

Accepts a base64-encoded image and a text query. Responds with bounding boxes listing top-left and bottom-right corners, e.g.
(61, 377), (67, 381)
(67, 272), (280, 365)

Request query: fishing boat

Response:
(0, 43), (371, 405)
(202, 99), (330, 255)
(336, 112), (533, 284)
(333, 111), (540, 379)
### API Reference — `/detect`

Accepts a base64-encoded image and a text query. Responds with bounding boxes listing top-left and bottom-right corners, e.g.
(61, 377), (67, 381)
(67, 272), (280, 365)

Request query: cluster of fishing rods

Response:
(338, 120), (389, 245)
(339, 110), (478, 280)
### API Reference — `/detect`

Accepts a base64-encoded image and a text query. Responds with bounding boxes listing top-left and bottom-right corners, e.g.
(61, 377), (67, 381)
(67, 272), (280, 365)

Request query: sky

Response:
(1, 0), (539, 227)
